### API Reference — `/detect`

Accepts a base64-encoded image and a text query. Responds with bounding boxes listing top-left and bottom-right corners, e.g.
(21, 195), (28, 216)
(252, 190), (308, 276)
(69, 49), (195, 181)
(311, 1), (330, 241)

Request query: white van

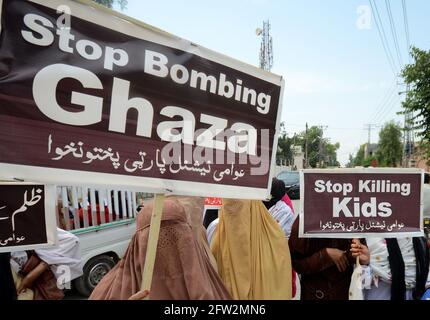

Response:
(57, 186), (149, 296)
(58, 191), (221, 297)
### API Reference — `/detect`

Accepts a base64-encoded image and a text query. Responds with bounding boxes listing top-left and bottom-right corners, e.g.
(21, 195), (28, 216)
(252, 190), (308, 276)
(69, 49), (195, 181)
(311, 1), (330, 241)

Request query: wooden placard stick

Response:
(140, 193), (165, 298)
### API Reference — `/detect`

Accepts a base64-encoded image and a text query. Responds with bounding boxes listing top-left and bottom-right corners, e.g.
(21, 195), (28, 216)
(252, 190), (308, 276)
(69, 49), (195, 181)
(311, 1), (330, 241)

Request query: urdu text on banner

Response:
(0, 183), (57, 253)
(0, 0), (284, 199)
(299, 168), (424, 238)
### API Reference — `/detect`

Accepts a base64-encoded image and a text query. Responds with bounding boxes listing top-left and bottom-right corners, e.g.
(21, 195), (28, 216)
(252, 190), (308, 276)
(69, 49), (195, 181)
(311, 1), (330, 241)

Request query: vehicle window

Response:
(278, 172), (299, 185)
(277, 172), (288, 180)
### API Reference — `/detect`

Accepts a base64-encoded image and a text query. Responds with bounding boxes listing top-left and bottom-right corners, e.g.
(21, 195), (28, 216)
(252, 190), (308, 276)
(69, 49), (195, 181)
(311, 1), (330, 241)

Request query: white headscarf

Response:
(206, 218), (219, 246)
(366, 237), (417, 289)
(268, 200), (296, 238)
(35, 228), (83, 282)
(423, 184), (430, 217)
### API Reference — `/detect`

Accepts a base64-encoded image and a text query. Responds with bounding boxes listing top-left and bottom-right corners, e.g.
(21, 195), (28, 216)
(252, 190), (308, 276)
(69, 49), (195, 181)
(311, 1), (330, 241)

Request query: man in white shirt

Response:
(423, 173), (430, 218)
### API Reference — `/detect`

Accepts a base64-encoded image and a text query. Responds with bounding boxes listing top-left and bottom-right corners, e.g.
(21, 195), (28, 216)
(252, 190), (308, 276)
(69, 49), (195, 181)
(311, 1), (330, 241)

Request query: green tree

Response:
(93, 0), (128, 10)
(324, 142), (340, 167)
(294, 126), (340, 168)
(362, 155), (378, 167)
(276, 122), (294, 165)
(346, 154), (355, 168)
(376, 121), (403, 167)
(401, 47), (430, 164)
(353, 144), (366, 166)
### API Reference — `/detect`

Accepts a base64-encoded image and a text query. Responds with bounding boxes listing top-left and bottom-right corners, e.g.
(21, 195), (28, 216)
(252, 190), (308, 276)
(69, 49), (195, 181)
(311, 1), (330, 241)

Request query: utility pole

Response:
(318, 125), (328, 167)
(403, 84), (414, 168)
(305, 123), (308, 168)
(403, 111), (409, 167)
(364, 124), (380, 145)
(256, 20), (273, 72)
(400, 84), (414, 168)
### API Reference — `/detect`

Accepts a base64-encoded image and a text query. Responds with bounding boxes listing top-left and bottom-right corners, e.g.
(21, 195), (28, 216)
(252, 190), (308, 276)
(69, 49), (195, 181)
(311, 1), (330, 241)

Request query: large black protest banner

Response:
(0, 0), (284, 199)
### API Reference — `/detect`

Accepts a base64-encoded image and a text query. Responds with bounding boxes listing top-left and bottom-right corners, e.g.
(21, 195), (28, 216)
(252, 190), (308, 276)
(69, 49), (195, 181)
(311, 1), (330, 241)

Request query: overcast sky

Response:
(120, 0), (430, 165)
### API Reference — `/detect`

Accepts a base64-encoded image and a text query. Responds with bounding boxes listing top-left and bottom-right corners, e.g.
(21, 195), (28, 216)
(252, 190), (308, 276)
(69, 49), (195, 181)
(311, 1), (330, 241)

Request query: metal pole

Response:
(305, 122), (308, 168)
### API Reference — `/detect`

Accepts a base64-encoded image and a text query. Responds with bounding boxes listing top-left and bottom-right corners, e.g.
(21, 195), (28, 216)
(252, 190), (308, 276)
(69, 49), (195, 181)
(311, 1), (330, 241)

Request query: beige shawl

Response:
(90, 197), (230, 300)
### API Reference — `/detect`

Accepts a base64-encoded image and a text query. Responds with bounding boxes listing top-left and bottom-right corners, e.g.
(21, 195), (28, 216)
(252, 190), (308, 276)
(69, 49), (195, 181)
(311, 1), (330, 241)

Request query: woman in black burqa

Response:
(0, 252), (16, 300)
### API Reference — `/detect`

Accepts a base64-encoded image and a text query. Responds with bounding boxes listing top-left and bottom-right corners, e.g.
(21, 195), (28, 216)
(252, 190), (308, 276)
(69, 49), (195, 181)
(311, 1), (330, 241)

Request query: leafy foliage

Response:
(401, 47), (430, 165)
(92, 0), (128, 10)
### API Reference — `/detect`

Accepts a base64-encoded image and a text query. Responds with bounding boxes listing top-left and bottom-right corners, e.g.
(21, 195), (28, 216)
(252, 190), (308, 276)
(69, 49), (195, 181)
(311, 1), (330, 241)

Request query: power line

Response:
(325, 126), (366, 131)
(369, 81), (397, 121)
(368, 0), (409, 132)
(363, 123), (381, 144)
(375, 93), (401, 124)
(385, 0), (404, 69)
(401, 1), (413, 167)
(369, 0), (399, 76)
(373, 88), (401, 124)
(402, 0), (411, 63)
(282, 123), (364, 131)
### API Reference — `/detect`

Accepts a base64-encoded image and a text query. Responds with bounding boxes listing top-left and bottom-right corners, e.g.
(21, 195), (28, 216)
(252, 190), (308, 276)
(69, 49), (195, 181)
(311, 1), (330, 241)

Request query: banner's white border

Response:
(299, 168), (425, 239)
(0, 0), (284, 200)
(0, 182), (58, 253)
(0, 163), (270, 200)
(266, 79), (285, 199)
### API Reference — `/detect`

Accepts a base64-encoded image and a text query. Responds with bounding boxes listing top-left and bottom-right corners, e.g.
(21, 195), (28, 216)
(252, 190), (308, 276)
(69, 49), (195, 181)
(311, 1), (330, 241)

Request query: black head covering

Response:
(264, 178), (286, 209)
(0, 253), (17, 301)
(386, 237), (429, 300)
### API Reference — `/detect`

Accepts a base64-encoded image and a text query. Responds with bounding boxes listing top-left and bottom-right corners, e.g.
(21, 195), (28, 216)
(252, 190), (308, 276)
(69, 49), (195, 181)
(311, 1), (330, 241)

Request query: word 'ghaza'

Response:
(22, 12), (273, 156)
(314, 179), (412, 218)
